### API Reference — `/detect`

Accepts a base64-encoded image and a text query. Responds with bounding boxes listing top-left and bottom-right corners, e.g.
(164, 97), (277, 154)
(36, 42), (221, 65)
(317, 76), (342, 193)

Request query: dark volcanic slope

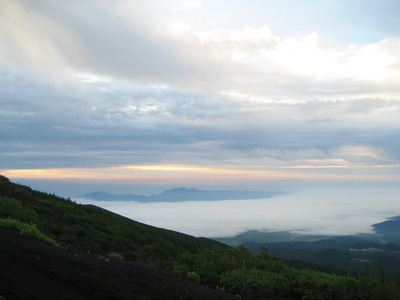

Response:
(0, 228), (237, 300)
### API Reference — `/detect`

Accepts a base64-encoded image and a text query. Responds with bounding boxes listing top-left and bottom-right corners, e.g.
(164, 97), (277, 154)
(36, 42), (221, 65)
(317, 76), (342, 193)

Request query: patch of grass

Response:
(187, 271), (201, 283)
(108, 252), (124, 260)
(0, 218), (59, 247)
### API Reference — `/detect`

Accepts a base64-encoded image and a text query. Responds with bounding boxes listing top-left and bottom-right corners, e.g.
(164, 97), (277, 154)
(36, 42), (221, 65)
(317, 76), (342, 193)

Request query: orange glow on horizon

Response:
(1, 163), (400, 183)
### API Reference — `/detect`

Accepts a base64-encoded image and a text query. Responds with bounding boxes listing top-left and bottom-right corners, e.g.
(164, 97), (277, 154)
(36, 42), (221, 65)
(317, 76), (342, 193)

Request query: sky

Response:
(1, 0), (400, 228)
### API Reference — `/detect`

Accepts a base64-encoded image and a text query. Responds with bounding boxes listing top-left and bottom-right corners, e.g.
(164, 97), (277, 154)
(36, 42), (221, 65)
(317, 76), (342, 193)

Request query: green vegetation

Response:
(172, 245), (400, 299)
(0, 218), (59, 247)
(0, 176), (224, 269)
(1, 174), (400, 299)
(187, 271), (201, 283)
(108, 251), (124, 260)
(215, 230), (400, 281)
(0, 175), (224, 267)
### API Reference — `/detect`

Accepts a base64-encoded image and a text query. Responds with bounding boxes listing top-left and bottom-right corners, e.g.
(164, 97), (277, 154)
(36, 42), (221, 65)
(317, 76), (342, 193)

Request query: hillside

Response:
(0, 227), (240, 300)
(0, 175), (253, 300)
(0, 175), (225, 267)
(1, 175), (400, 300)
(373, 216), (400, 244)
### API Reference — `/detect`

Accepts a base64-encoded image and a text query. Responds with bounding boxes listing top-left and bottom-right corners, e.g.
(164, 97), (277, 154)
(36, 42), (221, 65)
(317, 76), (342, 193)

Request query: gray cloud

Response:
(1, 64), (399, 170)
(2, 1), (400, 100)
(1, 1), (400, 173)
(0, 0), (226, 94)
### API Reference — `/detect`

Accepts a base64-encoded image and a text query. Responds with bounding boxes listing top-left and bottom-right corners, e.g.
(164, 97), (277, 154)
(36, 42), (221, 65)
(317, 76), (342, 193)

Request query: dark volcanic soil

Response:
(0, 228), (295, 300)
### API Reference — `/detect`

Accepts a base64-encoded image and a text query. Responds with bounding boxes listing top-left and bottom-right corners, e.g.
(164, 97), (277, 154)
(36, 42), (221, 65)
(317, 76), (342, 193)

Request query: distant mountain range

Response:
(214, 216), (400, 281)
(372, 216), (400, 244)
(76, 187), (287, 202)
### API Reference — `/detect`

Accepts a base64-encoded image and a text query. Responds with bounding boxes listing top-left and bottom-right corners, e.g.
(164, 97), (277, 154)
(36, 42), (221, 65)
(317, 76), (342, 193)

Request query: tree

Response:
(238, 244), (251, 269)
(257, 246), (269, 261)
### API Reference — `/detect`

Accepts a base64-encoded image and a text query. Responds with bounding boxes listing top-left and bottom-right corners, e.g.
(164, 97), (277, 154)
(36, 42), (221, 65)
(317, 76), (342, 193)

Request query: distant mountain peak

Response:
(161, 187), (201, 194)
(77, 187), (286, 203)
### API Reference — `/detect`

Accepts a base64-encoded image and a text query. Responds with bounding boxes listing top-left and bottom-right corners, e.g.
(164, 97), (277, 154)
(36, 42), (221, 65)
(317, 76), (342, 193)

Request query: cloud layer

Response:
(2, 0), (400, 98)
(76, 184), (400, 237)
(1, 0), (400, 186)
(1, 66), (399, 172)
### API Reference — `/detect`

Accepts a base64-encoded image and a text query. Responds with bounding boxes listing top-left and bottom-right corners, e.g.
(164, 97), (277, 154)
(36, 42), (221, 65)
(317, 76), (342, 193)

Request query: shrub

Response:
(0, 218), (59, 247)
(187, 271), (201, 283)
(220, 268), (287, 297)
(108, 252), (124, 260)
(0, 196), (39, 223)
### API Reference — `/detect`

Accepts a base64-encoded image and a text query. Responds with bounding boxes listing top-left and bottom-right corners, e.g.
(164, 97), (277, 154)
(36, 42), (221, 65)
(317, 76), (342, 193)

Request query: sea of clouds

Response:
(76, 184), (400, 238)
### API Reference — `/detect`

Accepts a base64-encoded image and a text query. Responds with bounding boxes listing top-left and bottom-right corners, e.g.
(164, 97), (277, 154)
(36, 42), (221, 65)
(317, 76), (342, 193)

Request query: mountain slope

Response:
(0, 227), (240, 300)
(0, 175), (296, 299)
(373, 216), (400, 244)
(0, 175), (226, 267)
(2, 175), (400, 299)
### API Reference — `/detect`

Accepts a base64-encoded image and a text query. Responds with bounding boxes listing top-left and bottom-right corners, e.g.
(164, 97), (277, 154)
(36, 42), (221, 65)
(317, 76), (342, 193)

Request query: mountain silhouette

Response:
(77, 187), (287, 202)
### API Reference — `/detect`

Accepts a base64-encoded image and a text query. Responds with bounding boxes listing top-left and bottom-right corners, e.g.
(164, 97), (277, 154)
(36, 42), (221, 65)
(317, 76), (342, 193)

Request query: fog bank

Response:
(76, 185), (400, 238)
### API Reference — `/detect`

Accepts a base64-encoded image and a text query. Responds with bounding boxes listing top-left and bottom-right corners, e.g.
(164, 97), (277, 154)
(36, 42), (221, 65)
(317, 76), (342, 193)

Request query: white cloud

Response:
(1, 1), (400, 183)
(2, 1), (400, 100)
(191, 27), (400, 99)
(76, 184), (400, 237)
(180, 0), (203, 8)
(0, 0), (221, 93)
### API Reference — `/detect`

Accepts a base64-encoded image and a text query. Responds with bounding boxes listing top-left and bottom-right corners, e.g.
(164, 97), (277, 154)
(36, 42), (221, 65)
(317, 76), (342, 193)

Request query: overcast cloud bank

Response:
(1, 66), (399, 174)
(2, 1), (400, 176)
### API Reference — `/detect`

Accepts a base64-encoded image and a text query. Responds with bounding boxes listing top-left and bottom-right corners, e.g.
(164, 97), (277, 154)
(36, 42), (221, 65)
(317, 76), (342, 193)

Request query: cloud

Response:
(1, 1), (400, 187)
(194, 29), (400, 99)
(0, 0), (222, 93)
(1, 61), (399, 173)
(75, 184), (400, 237)
(2, 1), (400, 100)
(180, 0), (203, 8)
